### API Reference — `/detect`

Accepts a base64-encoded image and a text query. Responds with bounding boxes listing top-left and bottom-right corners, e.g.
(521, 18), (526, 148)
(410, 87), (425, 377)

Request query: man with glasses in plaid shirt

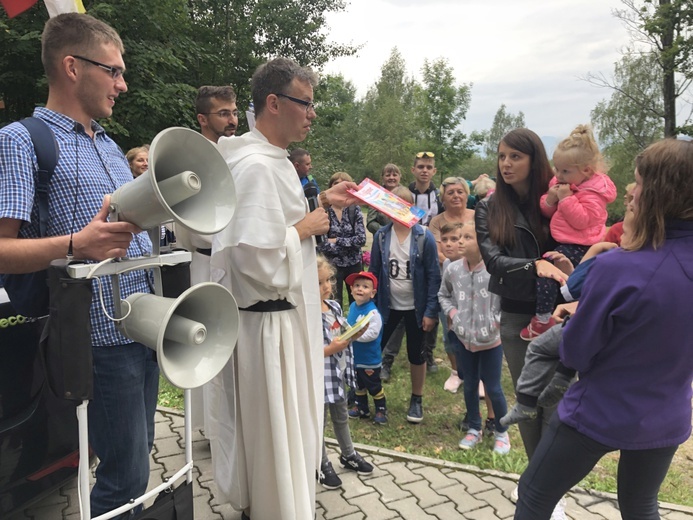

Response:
(0, 13), (156, 519)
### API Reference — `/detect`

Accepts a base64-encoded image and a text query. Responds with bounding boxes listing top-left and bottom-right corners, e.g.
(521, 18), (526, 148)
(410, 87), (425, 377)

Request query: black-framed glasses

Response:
(202, 110), (239, 119)
(416, 151), (435, 159)
(72, 55), (124, 80)
(275, 93), (316, 113)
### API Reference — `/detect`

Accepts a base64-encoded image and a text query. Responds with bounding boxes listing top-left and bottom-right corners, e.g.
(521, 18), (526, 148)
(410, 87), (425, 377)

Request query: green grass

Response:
(157, 345), (693, 507)
(158, 375), (184, 409)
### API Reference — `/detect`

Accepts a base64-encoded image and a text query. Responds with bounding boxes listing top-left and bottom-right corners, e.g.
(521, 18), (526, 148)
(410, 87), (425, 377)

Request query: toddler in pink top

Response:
(520, 125), (616, 340)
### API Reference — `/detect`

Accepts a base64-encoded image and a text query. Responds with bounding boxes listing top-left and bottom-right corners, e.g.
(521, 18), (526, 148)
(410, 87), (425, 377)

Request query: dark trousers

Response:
(535, 244), (588, 314)
(515, 414), (678, 520)
(449, 331), (508, 433)
(335, 262), (362, 307)
(381, 309), (425, 366)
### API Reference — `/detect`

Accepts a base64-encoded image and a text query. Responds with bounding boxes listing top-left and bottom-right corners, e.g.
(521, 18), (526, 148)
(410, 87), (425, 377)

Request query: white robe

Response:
(207, 129), (323, 520)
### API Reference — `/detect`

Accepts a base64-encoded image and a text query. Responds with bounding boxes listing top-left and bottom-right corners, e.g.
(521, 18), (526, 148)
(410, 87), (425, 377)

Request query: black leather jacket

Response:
(475, 198), (552, 303)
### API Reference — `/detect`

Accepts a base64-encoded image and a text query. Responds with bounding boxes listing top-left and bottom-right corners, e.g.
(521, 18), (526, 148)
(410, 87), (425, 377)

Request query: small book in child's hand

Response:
(348, 179), (425, 228)
(337, 310), (375, 341)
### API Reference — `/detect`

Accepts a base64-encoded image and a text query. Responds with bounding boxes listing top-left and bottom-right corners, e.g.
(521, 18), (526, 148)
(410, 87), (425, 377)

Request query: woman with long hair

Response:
(514, 138), (693, 519)
(475, 129), (568, 459)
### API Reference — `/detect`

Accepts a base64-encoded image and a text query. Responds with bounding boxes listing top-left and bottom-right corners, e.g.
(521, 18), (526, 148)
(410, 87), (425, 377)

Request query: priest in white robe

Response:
(206, 58), (358, 520)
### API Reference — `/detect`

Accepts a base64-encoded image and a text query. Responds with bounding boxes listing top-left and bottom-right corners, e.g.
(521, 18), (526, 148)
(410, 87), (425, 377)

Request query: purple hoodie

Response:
(558, 220), (693, 450)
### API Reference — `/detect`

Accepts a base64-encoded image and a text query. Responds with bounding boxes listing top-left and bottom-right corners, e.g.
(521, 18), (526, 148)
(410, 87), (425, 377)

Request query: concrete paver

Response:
(18, 408), (693, 519)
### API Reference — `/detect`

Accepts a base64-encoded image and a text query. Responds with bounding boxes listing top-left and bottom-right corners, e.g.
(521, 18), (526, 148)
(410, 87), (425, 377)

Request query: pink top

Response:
(540, 172), (617, 246)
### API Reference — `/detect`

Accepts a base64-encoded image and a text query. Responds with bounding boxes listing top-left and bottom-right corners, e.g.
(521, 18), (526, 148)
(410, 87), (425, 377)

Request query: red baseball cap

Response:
(345, 271), (378, 290)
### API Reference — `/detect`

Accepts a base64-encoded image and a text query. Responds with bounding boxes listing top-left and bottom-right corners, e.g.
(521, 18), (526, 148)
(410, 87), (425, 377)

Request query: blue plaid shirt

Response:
(0, 107), (152, 346)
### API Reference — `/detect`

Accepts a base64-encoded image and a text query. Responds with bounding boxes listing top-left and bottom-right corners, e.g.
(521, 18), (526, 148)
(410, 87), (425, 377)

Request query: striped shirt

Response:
(0, 107), (152, 346)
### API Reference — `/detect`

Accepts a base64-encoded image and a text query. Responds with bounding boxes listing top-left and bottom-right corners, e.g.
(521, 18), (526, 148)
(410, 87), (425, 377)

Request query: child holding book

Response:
(317, 256), (374, 489)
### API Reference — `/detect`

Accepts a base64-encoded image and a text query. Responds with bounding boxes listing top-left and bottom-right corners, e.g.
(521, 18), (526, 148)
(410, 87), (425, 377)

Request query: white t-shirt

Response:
(388, 232), (415, 310)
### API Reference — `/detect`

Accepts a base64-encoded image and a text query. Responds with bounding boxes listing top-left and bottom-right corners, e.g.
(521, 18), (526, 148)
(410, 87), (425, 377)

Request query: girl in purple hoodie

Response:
(521, 125), (616, 340)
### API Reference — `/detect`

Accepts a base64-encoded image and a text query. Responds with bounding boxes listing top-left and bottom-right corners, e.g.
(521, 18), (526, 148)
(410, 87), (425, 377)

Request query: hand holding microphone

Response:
(303, 183), (328, 244)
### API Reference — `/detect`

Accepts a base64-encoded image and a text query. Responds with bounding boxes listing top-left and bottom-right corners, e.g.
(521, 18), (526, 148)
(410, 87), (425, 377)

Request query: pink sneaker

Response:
(443, 370), (463, 393)
(520, 316), (556, 341)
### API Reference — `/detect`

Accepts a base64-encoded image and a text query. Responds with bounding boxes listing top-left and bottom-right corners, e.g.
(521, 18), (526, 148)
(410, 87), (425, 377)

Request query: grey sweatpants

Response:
(515, 323), (563, 398)
(322, 400), (354, 465)
(500, 311), (557, 460)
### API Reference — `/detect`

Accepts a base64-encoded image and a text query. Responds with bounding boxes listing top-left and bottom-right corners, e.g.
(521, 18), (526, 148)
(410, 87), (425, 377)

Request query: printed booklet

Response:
(338, 310), (375, 342)
(348, 179), (425, 228)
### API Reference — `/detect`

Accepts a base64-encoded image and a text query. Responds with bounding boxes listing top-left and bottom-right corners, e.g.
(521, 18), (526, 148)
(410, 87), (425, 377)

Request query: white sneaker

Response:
(510, 485), (519, 503)
(550, 498), (567, 520)
(443, 370), (463, 393)
(493, 431), (511, 455)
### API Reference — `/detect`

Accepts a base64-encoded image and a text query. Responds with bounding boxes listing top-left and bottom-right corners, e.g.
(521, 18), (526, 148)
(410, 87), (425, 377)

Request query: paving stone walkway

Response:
(19, 409), (693, 520)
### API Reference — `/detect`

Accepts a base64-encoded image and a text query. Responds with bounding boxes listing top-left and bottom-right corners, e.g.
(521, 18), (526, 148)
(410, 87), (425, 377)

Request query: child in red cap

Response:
(345, 271), (387, 424)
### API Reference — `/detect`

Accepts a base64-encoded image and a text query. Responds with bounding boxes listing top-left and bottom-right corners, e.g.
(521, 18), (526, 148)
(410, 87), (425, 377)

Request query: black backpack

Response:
(1, 117), (59, 317)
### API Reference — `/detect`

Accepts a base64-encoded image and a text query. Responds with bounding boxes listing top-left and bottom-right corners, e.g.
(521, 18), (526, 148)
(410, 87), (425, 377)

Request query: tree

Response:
(418, 58), (476, 177)
(0, 0), (358, 148)
(358, 48), (420, 183)
(587, 0), (693, 137)
(484, 104), (525, 158)
(302, 74), (364, 184)
(591, 52), (664, 218)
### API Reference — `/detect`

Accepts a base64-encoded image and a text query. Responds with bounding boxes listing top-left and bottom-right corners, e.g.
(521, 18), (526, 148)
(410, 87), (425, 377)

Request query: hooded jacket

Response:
(558, 220), (693, 450)
(540, 172), (617, 246)
(438, 258), (501, 351)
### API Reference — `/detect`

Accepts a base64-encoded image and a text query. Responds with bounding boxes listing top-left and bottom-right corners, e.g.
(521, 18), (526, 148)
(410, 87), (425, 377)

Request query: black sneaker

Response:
(348, 404), (370, 419)
(458, 412), (470, 432)
(406, 396), (423, 423)
(318, 461), (342, 490)
(380, 364), (391, 382)
(339, 451), (374, 475)
(484, 417), (496, 437)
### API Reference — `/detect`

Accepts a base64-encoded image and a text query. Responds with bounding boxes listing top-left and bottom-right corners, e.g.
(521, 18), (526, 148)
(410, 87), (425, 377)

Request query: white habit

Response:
(207, 128), (323, 519)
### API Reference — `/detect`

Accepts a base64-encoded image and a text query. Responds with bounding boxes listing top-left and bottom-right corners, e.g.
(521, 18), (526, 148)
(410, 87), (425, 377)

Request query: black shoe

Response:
(339, 451), (374, 474)
(380, 364), (391, 382)
(406, 396), (423, 423)
(318, 461), (342, 490)
(241, 513), (250, 520)
(458, 412), (470, 432)
(483, 417), (496, 437)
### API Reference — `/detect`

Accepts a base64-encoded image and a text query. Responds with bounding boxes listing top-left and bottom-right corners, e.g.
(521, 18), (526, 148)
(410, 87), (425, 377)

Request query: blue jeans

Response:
(89, 343), (159, 518)
(449, 331), (508, 433)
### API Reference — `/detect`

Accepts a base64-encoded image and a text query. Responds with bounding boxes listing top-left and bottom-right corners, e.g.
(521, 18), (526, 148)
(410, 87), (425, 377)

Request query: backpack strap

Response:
(346, 205), (357, 228)
(18, 117), (59, 237)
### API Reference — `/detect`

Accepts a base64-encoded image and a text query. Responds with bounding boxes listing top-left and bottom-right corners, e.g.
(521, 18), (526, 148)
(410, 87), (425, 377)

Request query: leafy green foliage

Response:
(607, 0), (693, 137)
(483, 104), (526, 158)
(0, 0), (357, 149)
(591, 52), (664, 220)
(418, 58), (477, 177)
(302, 74), (364, 185)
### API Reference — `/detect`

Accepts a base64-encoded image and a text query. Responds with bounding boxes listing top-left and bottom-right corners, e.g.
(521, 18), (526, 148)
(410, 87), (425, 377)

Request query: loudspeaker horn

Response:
(110, 127), (236, 235)
(119, 283), (239, 389)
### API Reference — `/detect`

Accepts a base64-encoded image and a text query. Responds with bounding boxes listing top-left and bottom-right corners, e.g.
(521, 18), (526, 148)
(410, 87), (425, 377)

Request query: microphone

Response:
(303, 182), (327, 245)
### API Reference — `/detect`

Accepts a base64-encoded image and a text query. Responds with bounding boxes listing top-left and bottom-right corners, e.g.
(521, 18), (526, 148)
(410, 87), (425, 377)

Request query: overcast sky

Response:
(323, 0), (632, 141)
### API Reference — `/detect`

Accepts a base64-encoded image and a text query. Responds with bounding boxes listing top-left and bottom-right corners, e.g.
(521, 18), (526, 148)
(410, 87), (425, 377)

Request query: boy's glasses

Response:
(72, 55), (124, 80)
(416, 151), (435, 158)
